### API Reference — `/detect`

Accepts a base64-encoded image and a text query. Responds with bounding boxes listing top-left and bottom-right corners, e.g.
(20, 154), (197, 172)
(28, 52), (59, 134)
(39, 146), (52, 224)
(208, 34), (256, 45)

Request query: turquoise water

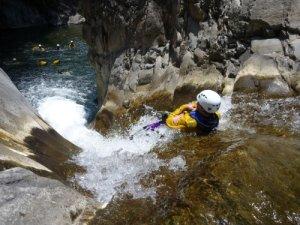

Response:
(0, 25), (98, 121)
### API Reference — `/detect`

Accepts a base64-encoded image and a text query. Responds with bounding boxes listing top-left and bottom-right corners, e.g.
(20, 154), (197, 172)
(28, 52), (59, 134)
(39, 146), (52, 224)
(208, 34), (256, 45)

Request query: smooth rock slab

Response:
(251, 39), (283, 55)
(0, 167), (100, 225)
(291, 39), (300, 60)
(234, 54), (293, 96)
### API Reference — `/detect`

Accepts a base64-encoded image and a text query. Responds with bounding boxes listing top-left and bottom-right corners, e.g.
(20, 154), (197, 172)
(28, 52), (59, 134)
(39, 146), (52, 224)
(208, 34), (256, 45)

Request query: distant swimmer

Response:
(12, 58), (17, 62)
(37, 59), (47, 66)
(56, 44), (60, 50)
(52, 59), (60, 65)
(69, 40), (75, 48)
(32, 44), (45, 52)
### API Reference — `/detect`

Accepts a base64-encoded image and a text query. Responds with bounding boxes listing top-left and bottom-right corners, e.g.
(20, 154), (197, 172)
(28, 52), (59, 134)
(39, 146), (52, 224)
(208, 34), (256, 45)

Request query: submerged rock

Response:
(88, 133), (300, 225)
(0, 167), (101, 225)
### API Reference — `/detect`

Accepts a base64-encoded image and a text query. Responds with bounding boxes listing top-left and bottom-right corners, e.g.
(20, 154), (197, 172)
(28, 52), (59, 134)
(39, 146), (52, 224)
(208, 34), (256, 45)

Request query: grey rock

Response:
(236, 42), (247, 55)
(144, 63), (155, 70)
(0, 68), (79, 175)
(251, 39), (283, 55)
(290, 39), (300, 60)
(0, 167), (100, 225)
(194, 48), (208, 66)
(188, 32), (198, 50)
(225, 61), (239, 78)
(122, 100), (130, 109)
(138, 70), (153, 85)
(288, 0), (300, 31)
(68, 13), (86, 25)
(180, 52), (196, 75)
(176, 31), (183, 45)
(244, 0), (298, 29)
(188, 1), (205, 22)
(234, 54), (294, 96)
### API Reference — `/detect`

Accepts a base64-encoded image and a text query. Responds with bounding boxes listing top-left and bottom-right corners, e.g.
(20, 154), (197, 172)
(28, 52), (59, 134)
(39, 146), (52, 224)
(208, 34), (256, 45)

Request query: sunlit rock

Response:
(234, 54), (294, 96)
(0, 167), (101, 225)
(0, 68), (80, 177)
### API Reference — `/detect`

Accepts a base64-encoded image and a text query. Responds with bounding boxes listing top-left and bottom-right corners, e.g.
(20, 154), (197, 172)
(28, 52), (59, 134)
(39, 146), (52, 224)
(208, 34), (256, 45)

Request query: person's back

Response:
(166, 90), (221, 134)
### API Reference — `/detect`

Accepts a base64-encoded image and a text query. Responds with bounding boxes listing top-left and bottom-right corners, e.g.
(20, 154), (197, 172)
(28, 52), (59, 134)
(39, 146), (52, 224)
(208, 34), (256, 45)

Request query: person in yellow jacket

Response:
(166, 90), (221, 134)
(129, 90), (222, 140)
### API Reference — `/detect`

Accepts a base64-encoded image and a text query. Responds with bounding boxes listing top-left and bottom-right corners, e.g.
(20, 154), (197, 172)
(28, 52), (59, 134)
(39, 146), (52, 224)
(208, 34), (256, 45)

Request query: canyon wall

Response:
(0, 0), (83, 29)
(82, 0), (300, 132)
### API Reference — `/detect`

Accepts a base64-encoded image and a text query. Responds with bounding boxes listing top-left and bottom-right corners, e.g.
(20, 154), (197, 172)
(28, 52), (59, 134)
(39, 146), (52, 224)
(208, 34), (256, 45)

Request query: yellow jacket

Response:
(166, 102), (220, 132)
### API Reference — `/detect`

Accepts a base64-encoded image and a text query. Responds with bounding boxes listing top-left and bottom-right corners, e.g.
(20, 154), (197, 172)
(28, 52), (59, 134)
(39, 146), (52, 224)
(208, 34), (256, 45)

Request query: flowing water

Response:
(1, 26), (299, 224)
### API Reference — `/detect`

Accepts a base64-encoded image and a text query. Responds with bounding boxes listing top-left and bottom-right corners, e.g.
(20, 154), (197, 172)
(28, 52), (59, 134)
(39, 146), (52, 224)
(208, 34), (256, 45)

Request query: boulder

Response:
(244, 0), (297, 29)
(194, 48), (208, 66)
(288, 0), (300, 31)
(0, 68), (79, 177)
(188, 1), (206, 22)
(0, 167), (100, 225)
(174, 66), (224, 105)
(290, 39), (300, 60)
(251, 39), (283, 55)
(179, 52), (196, 75)
(68, 13), (86, 25)
(234, 54), (294, 96)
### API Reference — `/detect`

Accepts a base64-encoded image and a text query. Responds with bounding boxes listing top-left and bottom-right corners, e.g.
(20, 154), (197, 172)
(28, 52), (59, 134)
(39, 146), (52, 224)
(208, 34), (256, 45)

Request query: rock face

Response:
(0, 0), (79, 29)
(234, 54), (294, 96)
(0, 167), (100, 225)
(251, 39), (283, 55)
(0, 68), (80, 177)
(82, 0), (300, 132)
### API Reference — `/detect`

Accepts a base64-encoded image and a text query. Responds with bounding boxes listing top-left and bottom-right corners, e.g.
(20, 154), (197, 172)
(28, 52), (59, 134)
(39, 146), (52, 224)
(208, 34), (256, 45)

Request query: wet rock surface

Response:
(88, 133), (300, 225)
(0, 167), (101, 225)
(0, 68), (81, 178)
(88, 93), (300, 225)
(82, 0), (300, 132)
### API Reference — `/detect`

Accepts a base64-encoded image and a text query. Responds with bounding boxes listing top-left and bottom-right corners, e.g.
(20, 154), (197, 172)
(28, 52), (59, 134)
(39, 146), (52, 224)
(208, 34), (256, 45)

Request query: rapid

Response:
(1, 26), (299, 224)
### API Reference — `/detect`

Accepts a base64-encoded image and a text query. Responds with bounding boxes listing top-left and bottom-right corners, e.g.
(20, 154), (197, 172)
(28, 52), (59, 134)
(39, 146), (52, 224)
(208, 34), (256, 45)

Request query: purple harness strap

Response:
(144, 121), (164, 131)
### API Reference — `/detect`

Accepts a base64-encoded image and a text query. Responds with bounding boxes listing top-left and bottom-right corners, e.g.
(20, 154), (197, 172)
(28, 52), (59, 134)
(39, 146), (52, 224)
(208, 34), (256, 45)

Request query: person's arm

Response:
(169, 102), (196, 116)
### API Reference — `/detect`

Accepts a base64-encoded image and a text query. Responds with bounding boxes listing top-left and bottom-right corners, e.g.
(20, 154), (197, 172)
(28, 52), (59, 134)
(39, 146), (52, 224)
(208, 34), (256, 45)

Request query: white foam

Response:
(37, 95), (235, 204)
(38, 96), (181, 204)
(218, 96), (233, 131)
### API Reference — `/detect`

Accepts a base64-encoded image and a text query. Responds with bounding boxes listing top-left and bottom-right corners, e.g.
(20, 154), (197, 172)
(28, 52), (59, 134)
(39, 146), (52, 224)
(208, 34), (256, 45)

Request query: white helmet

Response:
(197, 90), (221, 113)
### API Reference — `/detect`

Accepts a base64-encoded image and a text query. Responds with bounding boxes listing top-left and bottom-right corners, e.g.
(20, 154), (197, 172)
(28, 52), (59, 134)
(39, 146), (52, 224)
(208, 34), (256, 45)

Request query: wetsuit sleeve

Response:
(169, 104), (189, 116)
(186, 115), (198, 128)
(169, 102), (197, 116)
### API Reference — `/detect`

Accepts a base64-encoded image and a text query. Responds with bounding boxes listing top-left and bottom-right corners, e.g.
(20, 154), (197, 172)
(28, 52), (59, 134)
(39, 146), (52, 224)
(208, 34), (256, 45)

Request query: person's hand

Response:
(173, 115), (182, 124)
(187, 103), (196, 110)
